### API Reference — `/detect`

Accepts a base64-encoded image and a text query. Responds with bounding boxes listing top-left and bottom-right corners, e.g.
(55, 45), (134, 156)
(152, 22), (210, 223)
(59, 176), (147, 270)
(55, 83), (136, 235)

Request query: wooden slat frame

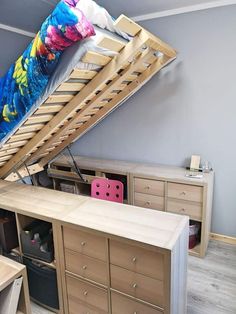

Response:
(0, 15), (176, 180)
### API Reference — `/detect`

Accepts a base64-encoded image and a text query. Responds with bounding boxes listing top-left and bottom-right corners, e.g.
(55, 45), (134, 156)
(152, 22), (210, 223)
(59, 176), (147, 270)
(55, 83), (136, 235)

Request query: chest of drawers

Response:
(58, 198), (189, 314)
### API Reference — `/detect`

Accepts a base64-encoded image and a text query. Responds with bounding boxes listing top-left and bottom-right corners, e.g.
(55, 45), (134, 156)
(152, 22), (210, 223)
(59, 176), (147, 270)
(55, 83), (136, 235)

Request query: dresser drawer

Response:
(68, 298), (108, 314)
(167, 183), (203, 203)
(111, 292), (163, 314)
(110, 265), (164, 307)
(110, 240), (164, 281)
(63, 227), (107, 261)
(134, 192), (164, 211)
(134, 178), (164, 196)
(66, 275), (108, 312)
(167, 199), (202, 221)
(65, 249), (108, 286)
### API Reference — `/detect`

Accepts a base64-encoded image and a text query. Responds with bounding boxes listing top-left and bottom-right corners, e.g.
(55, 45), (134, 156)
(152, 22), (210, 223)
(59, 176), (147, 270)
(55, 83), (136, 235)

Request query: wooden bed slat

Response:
(0, 148), (19, 157)
(8, 132), (36, 143)
(2, 140), (28, 150)
(0, 155), (12, 162)
(16, 124), (45, 134)
(45, 94), (74, 104)
(97, 36), (125, 52)
(114, 15), (142, 36)
(82, 51), (112, 66)
(36, 104), (64, 115)
(25, 114), (54, 125)
(69, 69), (97, 80)
(56, 82), (85, 92)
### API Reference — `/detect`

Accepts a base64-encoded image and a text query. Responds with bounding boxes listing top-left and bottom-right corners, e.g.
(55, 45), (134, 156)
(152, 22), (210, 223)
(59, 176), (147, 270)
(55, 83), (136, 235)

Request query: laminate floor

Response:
(31, 240), (236, 314)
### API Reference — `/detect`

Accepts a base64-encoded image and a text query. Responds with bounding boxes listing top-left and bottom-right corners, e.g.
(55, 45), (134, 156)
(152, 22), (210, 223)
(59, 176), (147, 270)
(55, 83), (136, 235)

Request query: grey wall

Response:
(0, 29), (31, 76)
(71, 5), (236, 237)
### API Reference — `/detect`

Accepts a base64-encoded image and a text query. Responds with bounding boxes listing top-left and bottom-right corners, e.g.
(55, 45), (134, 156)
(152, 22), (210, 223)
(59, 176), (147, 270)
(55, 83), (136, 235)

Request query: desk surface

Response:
(0, 255), (25, 291)
(0, 180), (188, 250)
(51, 155), (213, 185)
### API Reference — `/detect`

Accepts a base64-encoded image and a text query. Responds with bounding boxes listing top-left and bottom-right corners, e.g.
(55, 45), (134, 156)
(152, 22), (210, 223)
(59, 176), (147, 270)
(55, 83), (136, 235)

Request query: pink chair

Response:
(91, 178), (124, 203)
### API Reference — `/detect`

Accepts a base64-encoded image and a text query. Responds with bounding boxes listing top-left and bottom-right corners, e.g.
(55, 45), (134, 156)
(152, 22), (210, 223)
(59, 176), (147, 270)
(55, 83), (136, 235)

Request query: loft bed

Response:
(0, 4), (176, 181)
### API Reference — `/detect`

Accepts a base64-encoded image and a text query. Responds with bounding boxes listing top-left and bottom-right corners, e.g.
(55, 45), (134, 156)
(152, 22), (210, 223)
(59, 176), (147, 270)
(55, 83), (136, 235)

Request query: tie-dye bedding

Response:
(0, 0), (95, 144)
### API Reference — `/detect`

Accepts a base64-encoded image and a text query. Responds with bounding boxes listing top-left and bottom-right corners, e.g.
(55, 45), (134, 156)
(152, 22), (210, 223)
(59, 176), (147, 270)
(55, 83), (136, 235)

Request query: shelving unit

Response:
(0, 255), (31, 314)
(48, 157), (130, 203)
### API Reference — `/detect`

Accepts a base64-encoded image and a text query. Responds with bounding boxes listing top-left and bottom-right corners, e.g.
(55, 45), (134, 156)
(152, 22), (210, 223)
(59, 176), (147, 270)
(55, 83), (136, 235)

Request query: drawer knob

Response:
(145, 186), (150, 190)
(81, 241), (86, 246)
(181, 208), (185, 212)
(133, 312), (138, 314)
(145, 201), (151, 206)
(82, 265), (87, 270)
(132, 257), (137, 263)
(83, 290), (88, 296)
(132, 283), (138, 289)
(180, 191), (186, 196)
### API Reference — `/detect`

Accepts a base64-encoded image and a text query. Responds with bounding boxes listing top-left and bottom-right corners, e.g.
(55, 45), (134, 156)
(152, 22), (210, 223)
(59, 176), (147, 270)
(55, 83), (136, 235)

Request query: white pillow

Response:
(76, 0), (130, 40)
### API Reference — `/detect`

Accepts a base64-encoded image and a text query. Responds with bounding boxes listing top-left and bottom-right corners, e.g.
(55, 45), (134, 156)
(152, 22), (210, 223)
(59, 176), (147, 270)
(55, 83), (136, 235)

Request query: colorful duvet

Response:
(0, 0), (95, 144)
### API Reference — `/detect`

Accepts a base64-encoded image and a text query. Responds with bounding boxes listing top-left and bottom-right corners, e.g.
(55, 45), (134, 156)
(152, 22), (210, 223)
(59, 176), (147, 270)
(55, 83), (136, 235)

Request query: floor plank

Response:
(31, 240), (236, 314)
(187, 240), (236, 314)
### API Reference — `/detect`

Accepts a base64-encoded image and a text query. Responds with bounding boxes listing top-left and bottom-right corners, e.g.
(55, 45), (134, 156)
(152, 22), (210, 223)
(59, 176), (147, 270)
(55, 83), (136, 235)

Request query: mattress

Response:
(0, 0), (129, 147)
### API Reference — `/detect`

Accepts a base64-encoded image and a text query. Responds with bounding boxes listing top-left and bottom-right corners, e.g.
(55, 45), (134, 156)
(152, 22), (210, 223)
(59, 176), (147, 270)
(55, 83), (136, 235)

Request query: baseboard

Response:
(210, 233), (236, 245)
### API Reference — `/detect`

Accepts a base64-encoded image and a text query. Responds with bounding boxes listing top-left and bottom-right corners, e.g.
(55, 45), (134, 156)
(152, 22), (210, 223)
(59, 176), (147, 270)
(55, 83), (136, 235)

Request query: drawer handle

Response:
(81, 241), (86, 246)
(132, 283), (138, 289)
(180, 191), (186, 196)
(132, 257), (137, 263)
(145, 201), (151, 206)
(181, 208), (186, 212)
(82, 265), (87, 270)
(145, 186), (150, 190)
(83, 290), (88, 296)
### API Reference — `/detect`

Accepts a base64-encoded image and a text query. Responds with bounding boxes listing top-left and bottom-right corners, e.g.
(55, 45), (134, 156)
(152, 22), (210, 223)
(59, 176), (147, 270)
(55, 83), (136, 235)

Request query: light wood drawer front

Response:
(134, 178), (164, 196)
(167, 182), (203, 202)
(65, 249), (108, 286)
(68, 298), (108, 314)
(110, 240), (164, 281)
(167, 199), (202, 221)
(134, 192), (164, 211)
(63, 227), (106, 261)
(111, 292), (163, 314)
(110, 265), (164, 307)
(66, 275), (108, 312)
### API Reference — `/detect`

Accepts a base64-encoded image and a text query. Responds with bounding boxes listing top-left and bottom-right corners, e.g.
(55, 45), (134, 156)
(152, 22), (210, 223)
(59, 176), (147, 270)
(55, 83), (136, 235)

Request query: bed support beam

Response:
(5, 163), (44, 182)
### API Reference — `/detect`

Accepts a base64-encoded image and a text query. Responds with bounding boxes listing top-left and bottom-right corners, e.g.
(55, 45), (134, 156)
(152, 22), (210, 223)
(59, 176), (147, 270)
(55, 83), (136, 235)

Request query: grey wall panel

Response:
(0, 29), (31, 77)
(0, 0), (58, 33)
(71, 5), (236, 237)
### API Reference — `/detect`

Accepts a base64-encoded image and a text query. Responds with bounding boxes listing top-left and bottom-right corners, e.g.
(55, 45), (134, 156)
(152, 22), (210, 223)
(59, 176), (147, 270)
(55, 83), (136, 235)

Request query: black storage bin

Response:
(23, 257), (59, 310)
(0, 209), (19, 253)
(21, 219), (54, 262)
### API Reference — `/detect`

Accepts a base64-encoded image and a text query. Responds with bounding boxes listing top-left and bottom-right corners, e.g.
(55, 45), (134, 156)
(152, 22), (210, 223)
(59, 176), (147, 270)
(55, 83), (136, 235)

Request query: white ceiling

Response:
(0, 0), (235, 33)
(97, 0), (230, 18)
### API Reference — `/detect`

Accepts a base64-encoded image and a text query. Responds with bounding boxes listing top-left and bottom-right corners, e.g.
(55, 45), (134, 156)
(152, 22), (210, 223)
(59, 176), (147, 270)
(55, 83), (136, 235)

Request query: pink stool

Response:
(91, 178), (124, 203)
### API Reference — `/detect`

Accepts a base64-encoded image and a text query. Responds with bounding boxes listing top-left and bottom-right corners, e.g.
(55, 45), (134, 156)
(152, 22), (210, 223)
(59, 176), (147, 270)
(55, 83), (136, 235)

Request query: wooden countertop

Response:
(0, 255), (25, 291)
(0, 180), (188, 251)
(50, 155), (213, 185)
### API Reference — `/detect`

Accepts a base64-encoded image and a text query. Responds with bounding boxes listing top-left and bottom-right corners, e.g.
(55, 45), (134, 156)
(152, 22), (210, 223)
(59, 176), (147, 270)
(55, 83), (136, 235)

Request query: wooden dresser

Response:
(49, 156), (214, 258)
(58, 198), (189, 314)
(0, 180), (188, 314)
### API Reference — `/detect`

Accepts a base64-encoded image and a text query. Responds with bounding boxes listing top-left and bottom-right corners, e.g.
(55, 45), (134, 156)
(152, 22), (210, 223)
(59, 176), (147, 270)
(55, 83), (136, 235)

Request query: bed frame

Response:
(0, 15), (176, 181)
